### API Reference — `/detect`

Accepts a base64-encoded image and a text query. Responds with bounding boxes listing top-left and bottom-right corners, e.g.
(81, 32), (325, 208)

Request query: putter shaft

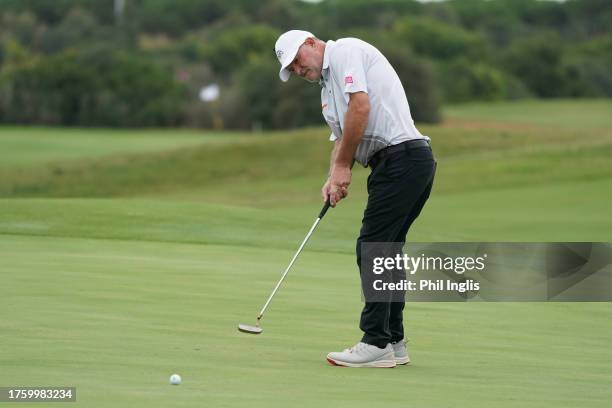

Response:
(257, 202), (331, 320)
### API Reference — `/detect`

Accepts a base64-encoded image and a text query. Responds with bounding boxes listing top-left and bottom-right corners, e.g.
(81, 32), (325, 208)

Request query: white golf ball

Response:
(169, 374), (181, 385)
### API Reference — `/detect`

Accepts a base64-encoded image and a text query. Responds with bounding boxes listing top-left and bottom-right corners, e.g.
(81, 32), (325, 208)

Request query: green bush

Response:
(380, 46), (442, 123)
(503, 33), (575, 98)
(232, 56), (321, 130)
(441, 58), (528, 102)
(201, 24), (279, 77)
(139, 0), (232, 36)
(393, 16), (488, 61)
(0, 0), (115, 25)
(297, 0), (421, 31)
(39, 8), (108, 54)
(0, 49), (186, 126)
(0, 11), (39, 48)
(563, 36), (612, 96)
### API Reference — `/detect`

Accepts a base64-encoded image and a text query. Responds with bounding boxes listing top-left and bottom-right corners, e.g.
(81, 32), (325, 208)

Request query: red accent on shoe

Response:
(327, 357), (343, 366)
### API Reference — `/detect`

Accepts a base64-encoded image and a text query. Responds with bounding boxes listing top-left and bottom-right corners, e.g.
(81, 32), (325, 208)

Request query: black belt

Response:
(368, 139), (430, 169)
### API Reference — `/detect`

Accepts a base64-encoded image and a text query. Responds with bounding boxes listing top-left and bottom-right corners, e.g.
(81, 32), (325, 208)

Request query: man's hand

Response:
(323, 165), (351, 207)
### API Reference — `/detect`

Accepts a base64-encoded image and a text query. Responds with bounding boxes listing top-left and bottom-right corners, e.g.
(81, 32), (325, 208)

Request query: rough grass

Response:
(442, 99), (612, 129)
(1, 118), (610, 200)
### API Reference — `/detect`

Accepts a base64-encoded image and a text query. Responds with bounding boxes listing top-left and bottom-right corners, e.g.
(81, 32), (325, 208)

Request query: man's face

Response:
(288, 39), (322, 83)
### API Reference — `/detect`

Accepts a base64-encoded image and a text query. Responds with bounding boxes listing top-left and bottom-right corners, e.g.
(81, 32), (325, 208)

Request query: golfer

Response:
(275, 30), (436, 368)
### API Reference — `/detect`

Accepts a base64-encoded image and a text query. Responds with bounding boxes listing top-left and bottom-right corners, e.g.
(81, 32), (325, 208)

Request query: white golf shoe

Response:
(391, 340), (411, 365)
(326, 342), (396, 368)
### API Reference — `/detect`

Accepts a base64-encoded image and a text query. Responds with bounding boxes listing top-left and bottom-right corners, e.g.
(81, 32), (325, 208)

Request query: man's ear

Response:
(305, 37), (315, 47)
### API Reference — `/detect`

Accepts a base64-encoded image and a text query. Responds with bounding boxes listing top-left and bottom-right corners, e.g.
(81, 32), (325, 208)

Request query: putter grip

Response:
(318, 201), (331, 219)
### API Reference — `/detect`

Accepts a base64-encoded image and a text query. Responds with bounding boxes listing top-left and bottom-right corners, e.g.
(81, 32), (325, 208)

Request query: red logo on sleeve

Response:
(345, 76), (353, 84)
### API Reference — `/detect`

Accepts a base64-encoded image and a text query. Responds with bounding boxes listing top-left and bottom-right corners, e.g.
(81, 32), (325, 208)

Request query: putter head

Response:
(238, 323), (263, 335)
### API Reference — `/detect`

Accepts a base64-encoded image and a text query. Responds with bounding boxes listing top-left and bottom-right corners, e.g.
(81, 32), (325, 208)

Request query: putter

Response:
(238, 200), (332, 334)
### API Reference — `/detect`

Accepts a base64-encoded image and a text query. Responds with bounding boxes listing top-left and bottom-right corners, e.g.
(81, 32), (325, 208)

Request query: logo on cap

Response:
(276, 49), (284, 60)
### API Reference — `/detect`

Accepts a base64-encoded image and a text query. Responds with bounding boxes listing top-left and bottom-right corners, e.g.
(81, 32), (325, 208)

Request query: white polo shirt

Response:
(320, 38), (429, 167)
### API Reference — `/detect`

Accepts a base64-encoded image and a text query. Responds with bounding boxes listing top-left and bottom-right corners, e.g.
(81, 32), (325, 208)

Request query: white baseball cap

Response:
(275, 30), (315, 82)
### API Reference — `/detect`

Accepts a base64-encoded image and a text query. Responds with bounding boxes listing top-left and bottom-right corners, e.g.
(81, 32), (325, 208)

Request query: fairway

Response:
(1, 100), (611, 407)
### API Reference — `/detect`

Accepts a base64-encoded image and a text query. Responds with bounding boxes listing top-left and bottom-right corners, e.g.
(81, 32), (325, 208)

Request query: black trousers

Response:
(356, 144), (436, 348)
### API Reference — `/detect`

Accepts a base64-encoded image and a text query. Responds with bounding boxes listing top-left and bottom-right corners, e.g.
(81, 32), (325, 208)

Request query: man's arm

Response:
(328, 140), (340, 177)
(322, 140), (339, 202)
(335, 91), (369, 168)
(324, 91), (370, 206)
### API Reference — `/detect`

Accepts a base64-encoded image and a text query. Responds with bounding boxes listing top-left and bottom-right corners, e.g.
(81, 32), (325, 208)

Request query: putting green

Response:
(1, 234), (611, 407)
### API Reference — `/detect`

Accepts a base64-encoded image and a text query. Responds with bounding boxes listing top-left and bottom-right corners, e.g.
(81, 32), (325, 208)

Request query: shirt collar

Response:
(319, 40), (335, 86)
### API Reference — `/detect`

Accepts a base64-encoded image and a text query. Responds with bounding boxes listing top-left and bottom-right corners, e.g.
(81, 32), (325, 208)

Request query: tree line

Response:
(0, 0), (610, 128)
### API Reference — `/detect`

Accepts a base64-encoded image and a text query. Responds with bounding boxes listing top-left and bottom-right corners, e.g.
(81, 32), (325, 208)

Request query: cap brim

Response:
(278, 44), (301, 82)
(279, 67), (291, 82)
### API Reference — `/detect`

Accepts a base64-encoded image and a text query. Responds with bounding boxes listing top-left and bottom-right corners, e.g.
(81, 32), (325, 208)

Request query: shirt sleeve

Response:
(329, 44), (368, 98)
(329, 132), (338, 142)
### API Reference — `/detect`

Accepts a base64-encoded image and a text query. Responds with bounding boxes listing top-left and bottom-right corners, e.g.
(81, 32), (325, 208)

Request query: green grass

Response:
(443, 98), (612, 129)
(2, 235), (611, 407)
(1, 99), (611, 407)
(0, 126), (247, 168)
